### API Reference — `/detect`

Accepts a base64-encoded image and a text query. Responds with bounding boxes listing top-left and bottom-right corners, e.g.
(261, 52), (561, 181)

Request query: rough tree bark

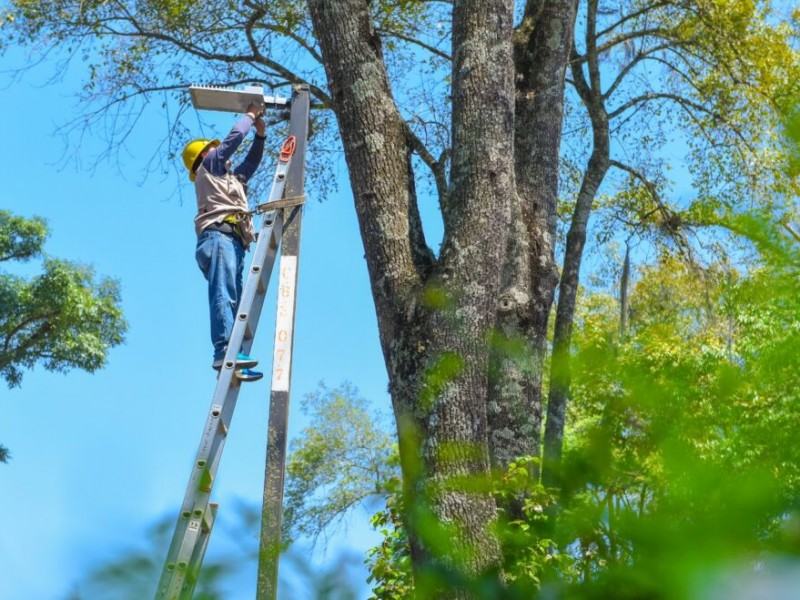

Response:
(488, 0), (577, 476)
(486, 0), (577, 476)
(308, 0), (574, 591)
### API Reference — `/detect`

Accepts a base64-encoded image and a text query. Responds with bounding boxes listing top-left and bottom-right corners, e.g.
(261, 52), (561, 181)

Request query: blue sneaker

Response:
(212, 352), (259, 370)
(236, 368), (264, 382)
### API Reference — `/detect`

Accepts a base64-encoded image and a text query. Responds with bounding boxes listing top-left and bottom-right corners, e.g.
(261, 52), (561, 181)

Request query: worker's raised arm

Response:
(233, 116), (266, 182)
(201, 103), (263, 176)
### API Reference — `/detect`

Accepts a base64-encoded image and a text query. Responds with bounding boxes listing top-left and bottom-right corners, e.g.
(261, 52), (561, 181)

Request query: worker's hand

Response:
(254, 116), (266, 138)
(246, 102), (264, 120)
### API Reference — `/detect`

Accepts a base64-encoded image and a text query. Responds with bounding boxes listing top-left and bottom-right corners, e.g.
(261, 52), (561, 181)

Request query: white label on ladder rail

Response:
(272, 256), (297, 392)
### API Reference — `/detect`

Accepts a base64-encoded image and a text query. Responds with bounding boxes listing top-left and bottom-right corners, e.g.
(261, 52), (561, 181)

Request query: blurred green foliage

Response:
(65, 504), (366, 599)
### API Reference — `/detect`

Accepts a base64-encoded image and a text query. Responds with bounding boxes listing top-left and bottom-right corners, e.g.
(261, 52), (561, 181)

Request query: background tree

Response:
(552, 228), (800, 591)
(282, 382), (397, 546)
(0, 210), (127, 461)
(544, 0), (800, 485)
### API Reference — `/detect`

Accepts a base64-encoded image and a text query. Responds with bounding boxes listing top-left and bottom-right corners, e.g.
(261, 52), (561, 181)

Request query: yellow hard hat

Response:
(182, 138), (220, 181)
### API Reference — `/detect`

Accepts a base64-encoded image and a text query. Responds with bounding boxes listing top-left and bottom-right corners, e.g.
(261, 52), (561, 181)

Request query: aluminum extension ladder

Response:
(155, 85), (310, 600)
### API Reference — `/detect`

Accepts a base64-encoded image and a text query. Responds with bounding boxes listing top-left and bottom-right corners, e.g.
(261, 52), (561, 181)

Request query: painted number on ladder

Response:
(272, 256), (297, 392)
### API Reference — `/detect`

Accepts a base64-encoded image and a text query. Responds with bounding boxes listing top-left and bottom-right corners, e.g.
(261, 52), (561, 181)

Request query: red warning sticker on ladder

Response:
(279, 136), (297, 163)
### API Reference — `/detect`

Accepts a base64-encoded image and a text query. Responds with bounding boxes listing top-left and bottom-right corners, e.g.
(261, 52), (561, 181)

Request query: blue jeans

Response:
(195, 230), (245, 362)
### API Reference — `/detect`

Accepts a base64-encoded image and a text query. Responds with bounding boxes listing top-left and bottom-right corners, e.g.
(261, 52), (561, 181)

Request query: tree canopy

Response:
(0, 210), (127, 460)
(283, 382), (397, 546)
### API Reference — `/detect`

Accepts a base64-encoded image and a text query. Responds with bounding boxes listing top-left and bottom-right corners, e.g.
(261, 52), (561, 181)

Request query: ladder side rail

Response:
(155, 221), (285, 597)
(155, 344), (255, 593)
(157, 206), (288, 597)
(163, 213), (283, 534)
(181, 502), (219, 600)
(155, 133), (295, 599)
(192, 385), (247, 516)
(165, 161), (291, 594)
(155, 399), (231, 598)
(164, 519), (202, 599)
(236, 222), (282, 356)
(256, 84), (311, 600)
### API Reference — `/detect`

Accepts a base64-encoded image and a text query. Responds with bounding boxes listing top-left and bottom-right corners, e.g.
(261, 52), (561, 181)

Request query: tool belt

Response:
(204, 220), (244, 245)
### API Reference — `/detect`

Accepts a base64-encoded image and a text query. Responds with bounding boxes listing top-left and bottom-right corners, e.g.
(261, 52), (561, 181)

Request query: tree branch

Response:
(376, 27), (452, 61)
(602, 42), (676, 101)
(609, 90), (715, 121)
(404, 122), (449, 213)
(596, 0), (675, 39)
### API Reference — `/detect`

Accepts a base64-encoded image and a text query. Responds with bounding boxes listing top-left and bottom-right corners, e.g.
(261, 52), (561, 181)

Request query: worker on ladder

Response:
(182, 103), (267, 381)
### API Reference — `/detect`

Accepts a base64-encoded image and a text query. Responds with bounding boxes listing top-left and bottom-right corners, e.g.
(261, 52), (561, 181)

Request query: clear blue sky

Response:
(0, 46), (410, 599)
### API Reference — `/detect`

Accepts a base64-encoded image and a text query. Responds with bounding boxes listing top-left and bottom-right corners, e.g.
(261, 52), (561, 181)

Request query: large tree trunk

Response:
(308, 0), (519, 591)
(309, 0), (577, 592)
(486, 0), (577, 475)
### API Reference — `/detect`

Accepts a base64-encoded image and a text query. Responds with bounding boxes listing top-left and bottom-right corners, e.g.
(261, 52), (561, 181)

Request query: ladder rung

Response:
(198, 465), (213, 493)
(203, 503), (219, 533)
(237, 308), (256, 341)
(252, 264), (267, 293)
(243, 319), (255, 341)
